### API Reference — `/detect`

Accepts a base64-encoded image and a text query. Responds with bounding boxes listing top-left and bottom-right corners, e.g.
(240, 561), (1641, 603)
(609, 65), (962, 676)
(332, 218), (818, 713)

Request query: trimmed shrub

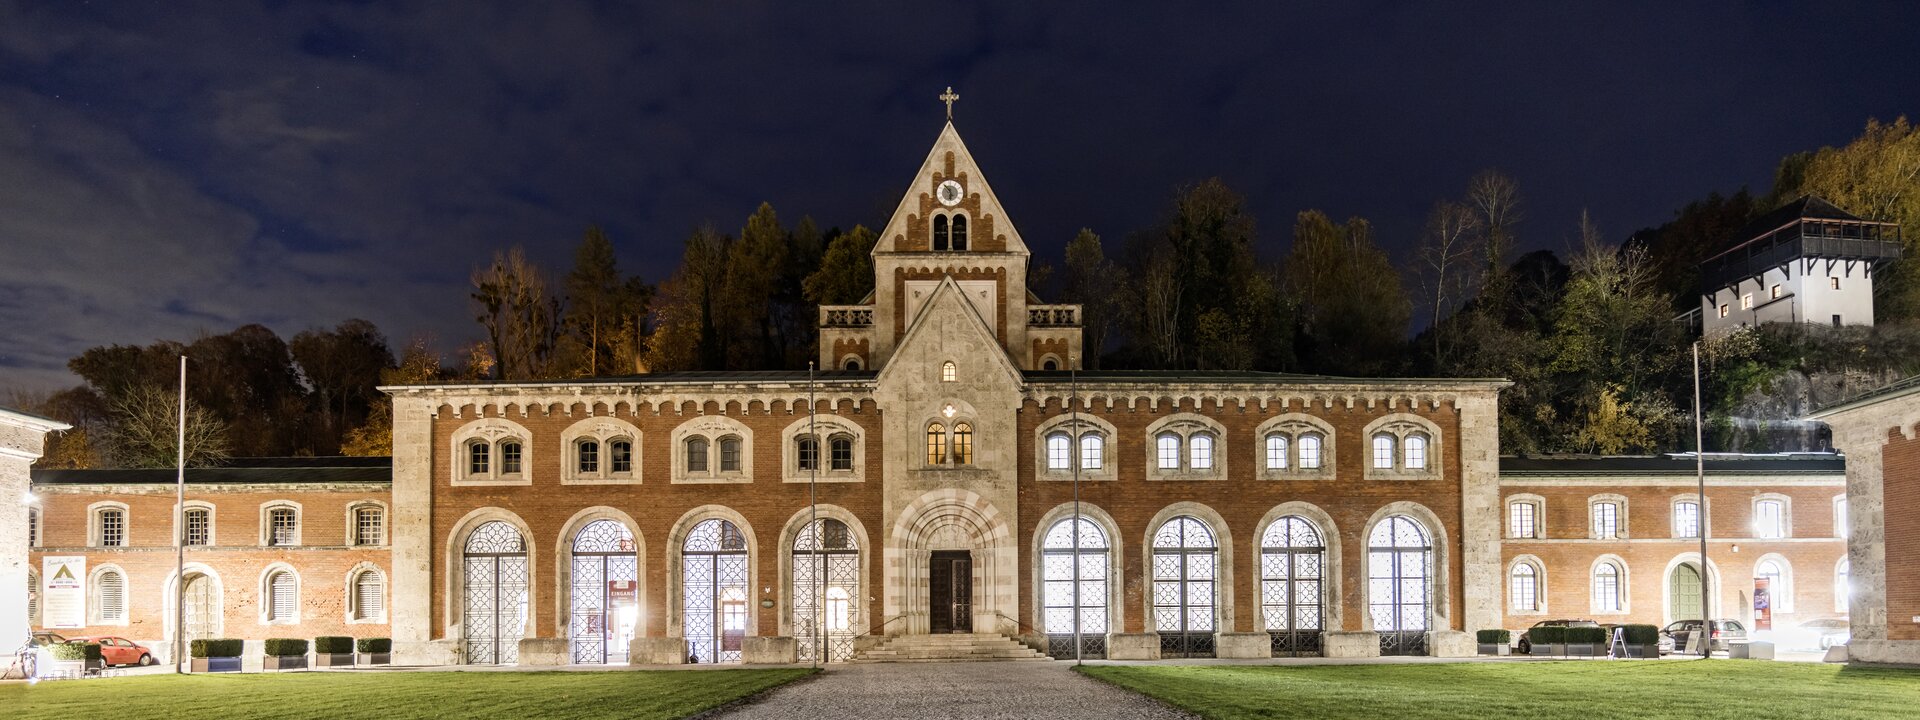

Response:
(357, 637), (391, 654)
(50, 642), (101, 661)
(1623, 624), (1661, 645)
(192, 638), (244, 658)
(313, 636), (355, 654)
(1529, 625), (1567, 644)
(263, 638), (308, 657)
(1566, 626), (1609, 644)
(1476, 629), (1511, 644)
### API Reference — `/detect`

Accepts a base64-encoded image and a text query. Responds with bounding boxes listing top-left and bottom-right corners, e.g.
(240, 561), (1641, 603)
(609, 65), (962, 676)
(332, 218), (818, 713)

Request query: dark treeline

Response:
(14, 118), (1920, 465)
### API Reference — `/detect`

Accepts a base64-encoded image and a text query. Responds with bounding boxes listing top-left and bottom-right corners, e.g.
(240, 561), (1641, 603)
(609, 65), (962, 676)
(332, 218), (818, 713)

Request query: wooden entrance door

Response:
(928, 551), (973, 634)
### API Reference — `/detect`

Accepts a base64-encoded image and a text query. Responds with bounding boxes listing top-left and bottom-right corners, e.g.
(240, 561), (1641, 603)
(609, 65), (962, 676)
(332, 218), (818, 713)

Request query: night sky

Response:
(3, 2), (1918, 391)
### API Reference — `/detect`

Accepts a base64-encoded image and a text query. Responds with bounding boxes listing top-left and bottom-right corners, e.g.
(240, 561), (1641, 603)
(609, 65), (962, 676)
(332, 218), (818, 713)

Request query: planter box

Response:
(314, 653), (355, 668)
(358, 652), (390, 666)
(264, 655), (308, 671)
(1530, 644), (1557, 656)
(47, 658), (101, 677)
(191, 657), (243, 673)
(1478, 643), (1511, 656)
(1625, 644), (1660, 658)
(1566, 643), (1598, 657)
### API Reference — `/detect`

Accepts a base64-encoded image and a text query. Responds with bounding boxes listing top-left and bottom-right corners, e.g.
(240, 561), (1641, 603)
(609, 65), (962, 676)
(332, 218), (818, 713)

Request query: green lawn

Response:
(1079, 660), (1920, 720)
(3, 668), (814, 720)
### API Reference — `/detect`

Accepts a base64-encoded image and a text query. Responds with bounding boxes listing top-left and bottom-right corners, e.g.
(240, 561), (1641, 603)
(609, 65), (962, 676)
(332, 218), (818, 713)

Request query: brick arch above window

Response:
(560, 416), (643, 485)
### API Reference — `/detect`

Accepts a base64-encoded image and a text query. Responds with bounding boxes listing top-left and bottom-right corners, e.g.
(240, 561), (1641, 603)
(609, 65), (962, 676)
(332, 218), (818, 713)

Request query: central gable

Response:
(876, 276), (1023, 392)
(875, 123), (1029, 256)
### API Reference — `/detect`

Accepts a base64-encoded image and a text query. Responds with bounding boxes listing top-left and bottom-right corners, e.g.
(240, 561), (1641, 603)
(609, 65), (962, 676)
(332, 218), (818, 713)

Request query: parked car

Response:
(1661, 619), (1747, 653)
(1516, 619), (1600, 653)
(73, 636), (157, 666)
(29, 631), (68, 648)
(1789, 618), (1851, 651)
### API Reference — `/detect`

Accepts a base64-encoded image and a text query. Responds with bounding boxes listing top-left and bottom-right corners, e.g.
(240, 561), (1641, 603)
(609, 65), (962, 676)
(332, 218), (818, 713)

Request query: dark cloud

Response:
(1, 2), (1917, 390)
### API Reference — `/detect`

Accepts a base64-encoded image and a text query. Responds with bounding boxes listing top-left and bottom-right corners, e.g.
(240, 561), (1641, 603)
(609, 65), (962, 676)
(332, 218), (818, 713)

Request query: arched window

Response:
(1510, 563), (1539, 612)
(184, 507), (211, 546)
(355, 506), (384, 546)
(1189, 434), (1214, 470)
(1262, 516), (1326, 657)
(351, 569), (385, 622)
(462, 520), (528, 664)
(267, 506), (299, 547)
(719, 437), (742, 472)
(1299, 435), (1322, 469)
(829, 435), (854, 471)
(952, 423), (974, 464)
(951, 215), (968, 250)
(843, 357), (861, 370)
(1042, 358), (1058, 370)
(1404, 435), (1427, 470)
(1156, 433), (1181, 469)
(797, 436), (820, 472)
(267, 570), (297, 622)
(1047, 433), (1072, 470)
(1756, 559), (1787, 611)
(468, 441), (491, 475)
(1153, 516), (1218, 658)
(1368, 515), (1431, 655)
(941, 361), (956, 382)
(1079, 434), (1104, 470)
(932, 214), (950, 251)
(96, 569), (126, 623)
(1042, 516), (1110, 659)
(1835, 496), (1849, 539)
(1754, 499), (1786, 538)
(1265, 435), (1289, 470)
(683, 518), (749, 664)
(571, 520), (638, 664)
(1836, 559), (1851, 613)
(499, 441), (523, 475)
(926, 423), (947, 465)
(577, 440), (600, 474)
(1593, 563), (1622, 613)
(1673, 500), (1702, 538)
(1372, 434), (1395, 469)
(793, 518), (860, 663)
(686, 438), (709, 473)
(610, 440), (633, 474)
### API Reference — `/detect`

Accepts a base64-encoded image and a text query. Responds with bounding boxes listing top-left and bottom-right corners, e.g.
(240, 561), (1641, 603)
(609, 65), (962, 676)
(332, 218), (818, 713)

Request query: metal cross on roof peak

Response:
(939, 86), (959, 120)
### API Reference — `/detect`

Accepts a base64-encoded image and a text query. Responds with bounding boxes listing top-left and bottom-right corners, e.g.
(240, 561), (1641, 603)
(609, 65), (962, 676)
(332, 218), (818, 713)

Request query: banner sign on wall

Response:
(1753, 577), (1772, 632)
(41, 556), (86, 629)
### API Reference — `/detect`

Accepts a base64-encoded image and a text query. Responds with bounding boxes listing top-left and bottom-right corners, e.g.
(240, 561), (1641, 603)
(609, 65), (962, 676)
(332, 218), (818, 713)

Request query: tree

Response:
(1627, 190), (1758, 307)
(725, 203), (791, 368)
(1547, 212), (1687, 453)
(1412, 201), (1481, 362)
(1777, 117), (1920, 318)
(290, 319), (393, 450)
(1284, 211), (1412, 375)
(98, 384), (230, 468)
(341, 337), (444, 457)
(803, 226), (877, 305)
(1122, 179), (1285, 370)
(185, 324), (307, 456)
(561, 227), (649, 377)
(1467, 170), (1523, 308)
(472, 246), (563, 381)
(1061, 229), (1122, 368)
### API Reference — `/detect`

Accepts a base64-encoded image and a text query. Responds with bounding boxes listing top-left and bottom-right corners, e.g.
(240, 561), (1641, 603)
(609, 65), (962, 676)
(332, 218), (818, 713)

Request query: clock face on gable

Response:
(936, 179), (964, 207)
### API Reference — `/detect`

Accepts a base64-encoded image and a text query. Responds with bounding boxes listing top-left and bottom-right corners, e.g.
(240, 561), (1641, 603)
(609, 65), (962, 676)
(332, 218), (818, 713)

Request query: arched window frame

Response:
(932, 213), (951, 251)
(561, 417), (643, 485)
(1506, 494), (1545, 540)
(450, 418), (534, 486)
(346, 562), (387, 624)
(1752, 494), (1792, 539)
(782, 414), (865, 483)
(1587, 494), (1629, 540)
(926, 422), (948, 467)
(1671, 494), (1710, 538)
(88, 564), (130, 626)
(838, 354), (863, 371)
(1835, 557), (1850, 613)
(1833, 494), (1848, 540)
(259, 562), (301, 625)
(668, 510), (757, 664)
(1507, 555), (1547, 616)
(178, 500), (216, 547)
(259, 501), (303, 547)
(1362, 508), (1450, 642)
(1361, 414), (1443, 480)
(952, 422), (974, 465)
(1032, 506), (1119, 658)
(346, 500), (389, 546)
(88, 500), (130, 547)
(1753, 553), (1794, 613)
(672, 416), (754, 484)
(1034, 414), (1117, 481)
(1254, 415), (1336, 480)
(941, 361), (957, 383)
(1145, 413), (1227, 480)
(1590, 555), (1629, 615)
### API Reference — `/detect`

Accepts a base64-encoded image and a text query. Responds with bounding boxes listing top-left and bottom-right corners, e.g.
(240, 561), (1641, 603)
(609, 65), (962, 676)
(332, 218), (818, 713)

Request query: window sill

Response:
(451, 475), (532, 488)
(782, 471), (863, 483)
(561, 474), (642, 486)
(1039, 471), (1115, 482)
(671, 474), (753, 484)
(346, 616), (387, 625)
(1364, 470), (1442, 481)
(1258, 470), (1333, 481)
(1148, 471), (1226, 481)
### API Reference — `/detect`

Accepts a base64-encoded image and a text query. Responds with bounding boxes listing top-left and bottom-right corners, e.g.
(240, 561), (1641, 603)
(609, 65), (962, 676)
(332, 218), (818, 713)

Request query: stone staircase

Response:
(850, 633), (1053, 663)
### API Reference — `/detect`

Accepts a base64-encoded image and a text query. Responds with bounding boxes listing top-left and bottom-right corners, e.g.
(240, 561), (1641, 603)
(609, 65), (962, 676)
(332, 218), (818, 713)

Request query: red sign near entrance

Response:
(1753, 578), (1772, 631)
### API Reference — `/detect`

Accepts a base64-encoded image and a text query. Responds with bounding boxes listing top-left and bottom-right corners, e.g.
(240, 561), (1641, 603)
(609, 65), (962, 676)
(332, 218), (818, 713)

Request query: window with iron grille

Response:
(185, 508), (210, 546)
(356, 507), (385, 546)
(28, 507), (38, 547)
(269, 507), (298, 546)
(268, 571), (296, 621)
(99, 508), (125, 547)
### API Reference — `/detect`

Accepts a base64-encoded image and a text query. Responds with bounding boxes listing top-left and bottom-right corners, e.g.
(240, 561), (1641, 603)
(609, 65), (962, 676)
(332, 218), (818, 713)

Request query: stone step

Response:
(851, 633), (1054, 663)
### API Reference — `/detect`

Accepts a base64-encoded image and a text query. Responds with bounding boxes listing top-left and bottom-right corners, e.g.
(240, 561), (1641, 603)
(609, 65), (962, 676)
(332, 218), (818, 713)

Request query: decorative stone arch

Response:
(1140, 501), (1235, 636)
(450, 416), (533, 485)
(1751, 492), (1794, 538)
(553, 506), (645, 638)
(780, 414), (866, 483)
(1144, 413), (1228, 480)
(1505, 493), (1546, 539)
(665, 505), (760, 642)
(1252, 502), (1343, 631)
(1506, 554), (1549, 616)
(1254, 413), (1336, 479)
(887, 488), (1016, 636)
(1589, 553), (1631, 616)
(345, 561), (388, 624)
(87, 563), (131, 626)
(1752, 552), (1795, 613)
(161, 562), (225, 648)
(257, 561), (303, 625)
(672, 416), (754, 483)
(1359, 502), (1452, 632)
(560, 416), (644, 485)
(1029, 502), (1126, 635)
(442, 507), (538, 640)
(1587, 493), (1630, 539)
(1659, 553), (1724, 626)
(1361, 413), (1443, 479)
(1033, 413), (1120, 481)
(776, 505), (873, 637)
(837, 353), (864, 371)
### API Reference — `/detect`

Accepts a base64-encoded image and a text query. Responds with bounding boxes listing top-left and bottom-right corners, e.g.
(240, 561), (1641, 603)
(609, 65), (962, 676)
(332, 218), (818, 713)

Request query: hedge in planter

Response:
(263, 638), (309, 671)
(1476, 629), (1512, 655)
(1565, 626), (1608, 656)
(358, 637), (391, 665)
(1529, 625), (1566, 655)
(1622, 624), (1662, 657)
(49, 642), (101, 662)
(190, 638), (244, 673)
(314, 636), (356, 667)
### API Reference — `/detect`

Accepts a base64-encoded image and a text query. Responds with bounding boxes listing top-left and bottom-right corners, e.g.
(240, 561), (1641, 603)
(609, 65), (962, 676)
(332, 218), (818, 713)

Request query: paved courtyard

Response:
(711, 662), (1194, 719)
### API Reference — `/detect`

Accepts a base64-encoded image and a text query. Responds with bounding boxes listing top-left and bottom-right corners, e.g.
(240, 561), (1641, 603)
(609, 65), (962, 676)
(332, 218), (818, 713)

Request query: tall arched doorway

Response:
(1369, 515), (1430, 656)
(792, 518), (859, 663)
(570, 520), (638, 664)
(1042, 516), (1109, 659)
(1670, 561), (1705, 622)
(1152, 515), (1217, 658)
(683, 518), (748, 664)
(1262, 515), (1325, 657)
(182, 572), (218, 642)
(462, 520), (528, 665)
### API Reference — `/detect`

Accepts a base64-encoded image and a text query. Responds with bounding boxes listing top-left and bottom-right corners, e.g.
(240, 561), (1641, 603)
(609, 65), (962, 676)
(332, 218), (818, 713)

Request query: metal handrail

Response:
(992, 611), (1044, 638)
(852, 614), (907, 640)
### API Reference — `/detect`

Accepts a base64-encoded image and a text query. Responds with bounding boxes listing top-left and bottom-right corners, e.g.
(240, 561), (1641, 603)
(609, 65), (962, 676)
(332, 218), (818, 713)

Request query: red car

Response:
(73, 636), (157, 666)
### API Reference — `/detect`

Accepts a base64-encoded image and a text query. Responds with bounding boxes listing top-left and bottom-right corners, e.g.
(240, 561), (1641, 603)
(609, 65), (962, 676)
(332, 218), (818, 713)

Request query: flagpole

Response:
(808, 361), (820, 668)
(1693, 341), (1710, 659)
(1071, 354), (1081, 667)
(173, 355), (187, 673)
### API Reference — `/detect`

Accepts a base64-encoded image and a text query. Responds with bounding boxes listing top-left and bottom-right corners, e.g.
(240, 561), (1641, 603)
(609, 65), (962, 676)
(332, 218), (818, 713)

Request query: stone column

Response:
(388, 395), (448, 665)
(1453, 392), (1504, 652)
(1832, 422), (1893, 659)
(0, 408), (67, 671)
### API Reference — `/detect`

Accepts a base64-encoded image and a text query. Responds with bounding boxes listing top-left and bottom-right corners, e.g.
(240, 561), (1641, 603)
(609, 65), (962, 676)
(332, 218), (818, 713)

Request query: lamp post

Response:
(1070, 354), (1082, 666)
(173, 355), (187, 673)
(808, 362), (821, 668)
(1692, 341), (1710, 659)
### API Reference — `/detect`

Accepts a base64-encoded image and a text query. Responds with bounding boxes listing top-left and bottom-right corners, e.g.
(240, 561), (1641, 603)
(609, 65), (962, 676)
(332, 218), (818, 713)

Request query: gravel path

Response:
(711, 662), (1195, 719)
